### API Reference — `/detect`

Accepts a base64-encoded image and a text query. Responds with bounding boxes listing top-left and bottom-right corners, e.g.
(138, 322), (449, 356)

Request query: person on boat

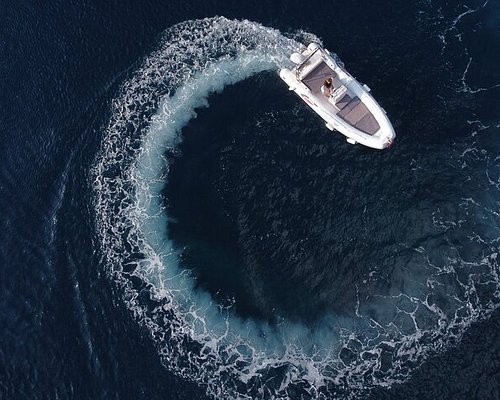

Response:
(321, 77), (333, 98)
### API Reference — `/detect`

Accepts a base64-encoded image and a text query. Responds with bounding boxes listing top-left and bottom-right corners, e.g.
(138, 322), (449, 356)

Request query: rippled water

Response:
(2, 1), (500, 399)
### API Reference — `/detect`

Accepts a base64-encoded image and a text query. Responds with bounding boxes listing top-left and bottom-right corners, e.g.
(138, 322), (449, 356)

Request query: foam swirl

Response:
(93, 17), (500, 399)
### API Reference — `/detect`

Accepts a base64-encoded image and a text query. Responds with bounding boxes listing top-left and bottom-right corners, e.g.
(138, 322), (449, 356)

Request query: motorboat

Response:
(279, 43), (395, 149)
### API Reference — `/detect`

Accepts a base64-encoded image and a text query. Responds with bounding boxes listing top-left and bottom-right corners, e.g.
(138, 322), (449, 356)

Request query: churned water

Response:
(2, 1), (500, 399)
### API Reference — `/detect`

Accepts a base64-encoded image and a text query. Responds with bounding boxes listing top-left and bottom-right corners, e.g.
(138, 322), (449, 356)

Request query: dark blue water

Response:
(1, 0), (500, 399)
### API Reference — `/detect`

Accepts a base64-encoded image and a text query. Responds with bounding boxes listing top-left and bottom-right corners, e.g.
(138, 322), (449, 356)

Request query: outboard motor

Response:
(307, 43), (320, 52)
(290, 52), (306, 65)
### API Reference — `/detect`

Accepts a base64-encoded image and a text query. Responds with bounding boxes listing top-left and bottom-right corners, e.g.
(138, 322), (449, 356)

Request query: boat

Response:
(279, 43), (395, 149)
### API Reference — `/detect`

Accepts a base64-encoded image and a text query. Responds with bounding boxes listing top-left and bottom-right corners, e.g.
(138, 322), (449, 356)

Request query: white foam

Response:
(92, 17), (500, 399)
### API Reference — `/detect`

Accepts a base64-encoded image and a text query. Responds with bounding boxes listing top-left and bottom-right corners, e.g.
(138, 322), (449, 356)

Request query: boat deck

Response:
(300, 61), (380, 135)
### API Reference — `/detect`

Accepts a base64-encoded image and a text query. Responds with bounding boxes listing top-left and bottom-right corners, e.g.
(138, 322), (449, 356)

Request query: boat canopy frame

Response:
(294, 46), (321, 78)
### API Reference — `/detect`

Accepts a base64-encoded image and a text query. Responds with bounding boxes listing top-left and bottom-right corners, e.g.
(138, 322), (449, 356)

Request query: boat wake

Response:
(92, 17), (500, 399)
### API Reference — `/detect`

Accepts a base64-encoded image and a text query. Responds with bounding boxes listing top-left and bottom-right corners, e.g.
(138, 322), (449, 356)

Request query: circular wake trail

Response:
(93, 17), (500, 399)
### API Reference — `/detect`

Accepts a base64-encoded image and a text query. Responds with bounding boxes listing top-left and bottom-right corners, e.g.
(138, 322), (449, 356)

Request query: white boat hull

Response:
(279, 44), (396, 150)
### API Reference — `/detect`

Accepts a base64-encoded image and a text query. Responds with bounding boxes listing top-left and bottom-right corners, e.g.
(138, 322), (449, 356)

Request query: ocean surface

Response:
(1, 0), (500, 399)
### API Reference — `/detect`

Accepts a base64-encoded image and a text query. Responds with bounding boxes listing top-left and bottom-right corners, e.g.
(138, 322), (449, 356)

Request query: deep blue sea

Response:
(2, 0), (500, 399)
